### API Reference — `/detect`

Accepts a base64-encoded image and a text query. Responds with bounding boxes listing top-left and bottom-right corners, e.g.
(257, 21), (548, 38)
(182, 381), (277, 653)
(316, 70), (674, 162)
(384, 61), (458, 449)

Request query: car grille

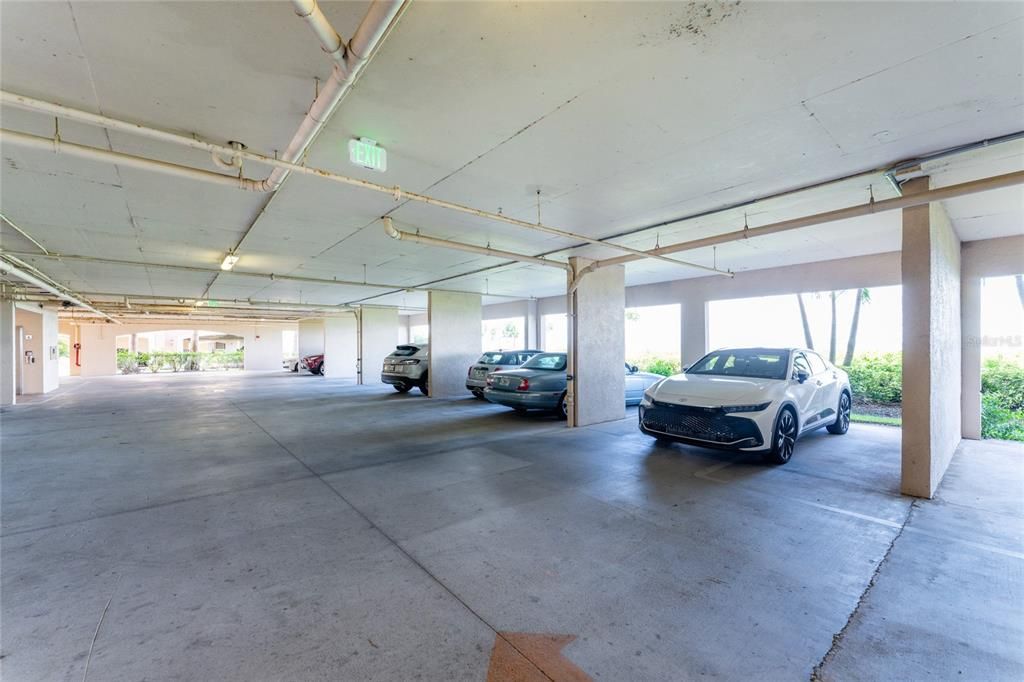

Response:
(642, 400), (763, 446)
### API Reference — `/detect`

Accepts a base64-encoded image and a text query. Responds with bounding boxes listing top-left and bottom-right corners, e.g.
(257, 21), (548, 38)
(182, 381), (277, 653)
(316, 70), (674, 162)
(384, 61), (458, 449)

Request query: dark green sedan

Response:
(483, 352), (662, 419)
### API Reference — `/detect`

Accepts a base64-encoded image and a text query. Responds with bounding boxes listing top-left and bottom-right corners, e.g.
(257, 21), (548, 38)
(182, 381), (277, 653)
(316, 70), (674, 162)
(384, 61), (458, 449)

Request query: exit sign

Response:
(348, 138), (387, 172)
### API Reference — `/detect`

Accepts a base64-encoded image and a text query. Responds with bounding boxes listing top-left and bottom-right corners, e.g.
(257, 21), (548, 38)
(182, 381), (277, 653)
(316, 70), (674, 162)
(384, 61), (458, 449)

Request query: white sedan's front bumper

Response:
(638, 400), (775, 451)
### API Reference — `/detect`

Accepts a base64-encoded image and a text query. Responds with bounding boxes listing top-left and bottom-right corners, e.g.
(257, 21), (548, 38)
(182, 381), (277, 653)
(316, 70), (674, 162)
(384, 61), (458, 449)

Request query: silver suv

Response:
(381, 344), (429, 395)
(466, 350), (542, 398)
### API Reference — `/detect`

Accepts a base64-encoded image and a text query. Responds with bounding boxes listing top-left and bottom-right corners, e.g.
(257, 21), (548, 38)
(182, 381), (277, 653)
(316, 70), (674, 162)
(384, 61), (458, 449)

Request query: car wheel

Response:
(393, 384), (411, 393)
(472, 389), (485, 399)
(418, 374), (429, 396)
(317, 363), (325, 376)
(557, 392), (568, 420)
(514, 407), (528, 415)
(765, 407), (797, 465)
(827, 391), (852, 435)
(292, 362), (299, 372)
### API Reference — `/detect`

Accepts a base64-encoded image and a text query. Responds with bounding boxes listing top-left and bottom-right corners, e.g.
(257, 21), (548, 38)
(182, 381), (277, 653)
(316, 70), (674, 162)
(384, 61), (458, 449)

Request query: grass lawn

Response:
(851, 413), (902, 427)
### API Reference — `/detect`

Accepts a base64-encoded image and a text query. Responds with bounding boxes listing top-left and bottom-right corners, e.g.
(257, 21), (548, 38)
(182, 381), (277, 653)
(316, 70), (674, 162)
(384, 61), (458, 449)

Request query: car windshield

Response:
(391, 345), (421, 357)
(478, 352), (519, 365)
(686, 349), (789, 380)
(521, 353), (567, 371)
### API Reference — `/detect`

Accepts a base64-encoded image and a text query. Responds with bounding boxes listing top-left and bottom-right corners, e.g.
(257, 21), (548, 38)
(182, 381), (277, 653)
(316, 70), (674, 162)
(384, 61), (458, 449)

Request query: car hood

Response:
(651, 373), (781, 405)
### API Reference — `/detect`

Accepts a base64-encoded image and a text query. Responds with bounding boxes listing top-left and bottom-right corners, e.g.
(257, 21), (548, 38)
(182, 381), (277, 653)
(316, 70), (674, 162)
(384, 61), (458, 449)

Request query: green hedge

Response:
(627, 355), (681, 377)
(118, 350), (244, 373)
(845, 353), (902, 403)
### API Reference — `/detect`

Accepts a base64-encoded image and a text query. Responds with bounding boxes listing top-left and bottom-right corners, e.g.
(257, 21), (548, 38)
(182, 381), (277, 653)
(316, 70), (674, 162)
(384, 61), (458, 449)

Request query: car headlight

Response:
(397, 359), (420, 365)
(640, 388), (656, 408)
(722, 401), (771, 413)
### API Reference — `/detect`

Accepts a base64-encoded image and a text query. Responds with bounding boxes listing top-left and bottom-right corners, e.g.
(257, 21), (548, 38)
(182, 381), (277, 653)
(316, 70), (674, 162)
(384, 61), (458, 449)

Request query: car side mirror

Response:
(795, 369), (809, 384)
(630, 365), (639, 373)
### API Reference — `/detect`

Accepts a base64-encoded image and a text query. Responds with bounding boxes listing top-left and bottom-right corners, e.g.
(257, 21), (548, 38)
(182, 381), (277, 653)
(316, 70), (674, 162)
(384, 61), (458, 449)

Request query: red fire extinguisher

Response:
(73, 342), (81, 367)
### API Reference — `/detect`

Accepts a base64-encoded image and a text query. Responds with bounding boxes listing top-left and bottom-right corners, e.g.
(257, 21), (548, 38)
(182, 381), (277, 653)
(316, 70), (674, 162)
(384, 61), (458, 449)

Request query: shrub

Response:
(116, 349), (139, 374)
(845, 353), (902, 403)
(981, 357), (1024, 412)
(627, 355), (681, 377)
(981, 393), (1024, 441)
(148, 354), (164, 373)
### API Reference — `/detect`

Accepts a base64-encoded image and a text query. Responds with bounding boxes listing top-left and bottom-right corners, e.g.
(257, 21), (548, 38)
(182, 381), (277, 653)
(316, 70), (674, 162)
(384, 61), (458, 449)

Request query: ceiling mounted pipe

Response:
(0, 92), (729, 274)
(590, 169), (1024, 272)
(0, 256), (119, 323)
(381, 217), (573, 272)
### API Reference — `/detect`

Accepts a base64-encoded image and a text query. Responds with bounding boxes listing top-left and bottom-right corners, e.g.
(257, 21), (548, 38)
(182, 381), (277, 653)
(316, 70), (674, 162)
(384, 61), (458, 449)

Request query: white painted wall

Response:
(0, 299), (15, 406)
(242, 325), (283, 371)
(79, 324), (118, 376)
(298, 319), (324, 358)
(360, 308), (399, 384)
(14, 305), (49, 394)
(428, 291), (481, 399)
(570, 259), (626, 427)
(41, 308), (59, 392)
(324, 315), (358, 379)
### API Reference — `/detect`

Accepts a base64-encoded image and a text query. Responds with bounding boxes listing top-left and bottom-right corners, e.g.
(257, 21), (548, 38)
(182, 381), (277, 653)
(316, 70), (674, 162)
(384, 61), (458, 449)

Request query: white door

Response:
(790, 352), (822, 427)
(806, 351), (839, 422)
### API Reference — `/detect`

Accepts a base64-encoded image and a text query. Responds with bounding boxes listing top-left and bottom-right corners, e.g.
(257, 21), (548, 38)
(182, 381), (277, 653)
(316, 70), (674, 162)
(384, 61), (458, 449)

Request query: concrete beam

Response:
(428, 291), (481, 398)
(901, 177), (962, 498)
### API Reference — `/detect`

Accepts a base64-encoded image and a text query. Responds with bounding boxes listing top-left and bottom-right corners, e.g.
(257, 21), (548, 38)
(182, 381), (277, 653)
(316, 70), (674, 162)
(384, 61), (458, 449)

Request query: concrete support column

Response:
(298, 319), (324, 358)
(428, 291), (481, 398)
(242, 325), (283, 371)
(0, 297), (15, 406)
(41, 307), (58, 392)
(681, 296), (708, 368)
(960, 273), (982, 440)
(525, 299), (539, 349)
(359, 307), (399, 384)
(79, 324), (118, 376)
(901, 177), (962, 499)
(324, 315), (358, 379)
(567, 258), (625, 427)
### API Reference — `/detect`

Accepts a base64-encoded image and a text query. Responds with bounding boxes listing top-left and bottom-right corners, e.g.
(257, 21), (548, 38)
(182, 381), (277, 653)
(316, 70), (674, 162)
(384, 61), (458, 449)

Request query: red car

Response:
(301, 354), (325, 375)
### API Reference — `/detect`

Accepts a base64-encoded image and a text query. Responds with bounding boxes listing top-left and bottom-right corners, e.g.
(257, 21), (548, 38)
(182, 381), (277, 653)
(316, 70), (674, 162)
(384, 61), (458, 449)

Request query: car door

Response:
(806, 351), (839, 421)
(790, 352), (821, 427)
(624, 363), (645, 404)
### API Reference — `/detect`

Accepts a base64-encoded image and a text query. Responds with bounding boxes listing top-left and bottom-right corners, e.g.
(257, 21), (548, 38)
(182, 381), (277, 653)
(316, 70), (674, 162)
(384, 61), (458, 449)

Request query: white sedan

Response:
(638, 347), (851, 464)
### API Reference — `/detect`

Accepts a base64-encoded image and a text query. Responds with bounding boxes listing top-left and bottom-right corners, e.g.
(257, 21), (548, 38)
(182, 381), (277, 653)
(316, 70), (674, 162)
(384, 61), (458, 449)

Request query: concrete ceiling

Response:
(1, 0), (1022, 318)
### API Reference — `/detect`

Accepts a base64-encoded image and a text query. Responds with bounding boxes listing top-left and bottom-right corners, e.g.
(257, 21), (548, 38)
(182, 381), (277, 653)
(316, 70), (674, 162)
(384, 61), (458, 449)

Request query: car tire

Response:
(418, 374), (429, 396)
(827, 391), (852, 435)
(394, 384), (411, 393)
(292, 362), (299, 373)
(765, 407), (797, 465)
(317, 363), (325, 376)
(556, 392), (568, 420)
(514, 407), (528, 415)
(472, 389), (485, 399)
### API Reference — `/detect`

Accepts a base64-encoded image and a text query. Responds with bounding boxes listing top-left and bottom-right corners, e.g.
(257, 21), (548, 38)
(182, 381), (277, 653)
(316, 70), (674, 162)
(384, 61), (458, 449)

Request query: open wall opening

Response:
(542, 313), (567, 352)
(709, 286), (903, 427)
(625, 304), (680, 376)
(481, 316), (525, 350)
(977, 274), (1024, 441)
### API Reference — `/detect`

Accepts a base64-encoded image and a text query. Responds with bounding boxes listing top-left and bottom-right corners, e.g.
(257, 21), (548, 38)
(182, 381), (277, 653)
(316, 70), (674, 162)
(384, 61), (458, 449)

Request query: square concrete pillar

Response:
(0, 298), (15, 406)
(901, 177), (962, 498)
(525, 299), (539, 349)
(79, 324), (118, 376)
(359, 307), (399, 384)
(681, 296), (709, 368)
(428, 291), (481, 398)
(567, 257), (625, 427)
(324, 316), (358, 379)
(960, 274), (982, 440)
(298, 319), (324, 359)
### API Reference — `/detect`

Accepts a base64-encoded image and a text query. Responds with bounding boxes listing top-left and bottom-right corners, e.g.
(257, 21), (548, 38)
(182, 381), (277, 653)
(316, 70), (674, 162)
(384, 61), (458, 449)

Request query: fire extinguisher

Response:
(73, 342), (81, 367)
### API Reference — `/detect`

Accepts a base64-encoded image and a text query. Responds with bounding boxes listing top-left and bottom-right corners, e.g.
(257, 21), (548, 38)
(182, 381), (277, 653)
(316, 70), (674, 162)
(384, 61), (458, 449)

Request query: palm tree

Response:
(843, 289), (870, 367)
(796, 294), (814, 349)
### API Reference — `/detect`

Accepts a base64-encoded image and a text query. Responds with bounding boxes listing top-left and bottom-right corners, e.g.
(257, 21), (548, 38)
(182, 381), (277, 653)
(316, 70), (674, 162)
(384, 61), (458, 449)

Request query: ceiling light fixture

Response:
(220, 254), (240, 271)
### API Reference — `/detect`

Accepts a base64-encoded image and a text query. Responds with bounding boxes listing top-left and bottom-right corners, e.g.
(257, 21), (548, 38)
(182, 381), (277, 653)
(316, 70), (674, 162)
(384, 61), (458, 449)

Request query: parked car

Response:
(301, 354), (325, 375)
(638, 347), (851, 464)
(283, 356), (299, 372)
(381, 344), (429, 395)
(466, 350), (543, 398)
(483, 352), (662, 419)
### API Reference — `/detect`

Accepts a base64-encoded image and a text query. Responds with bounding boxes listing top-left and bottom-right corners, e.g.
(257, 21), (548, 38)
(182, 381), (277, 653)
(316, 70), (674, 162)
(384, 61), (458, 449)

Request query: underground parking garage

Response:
(1, 1), (1023, 680)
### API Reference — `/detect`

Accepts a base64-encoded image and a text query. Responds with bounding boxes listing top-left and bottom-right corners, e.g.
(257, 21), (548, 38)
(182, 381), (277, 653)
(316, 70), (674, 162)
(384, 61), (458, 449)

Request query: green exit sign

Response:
(348, 138), (387, 172)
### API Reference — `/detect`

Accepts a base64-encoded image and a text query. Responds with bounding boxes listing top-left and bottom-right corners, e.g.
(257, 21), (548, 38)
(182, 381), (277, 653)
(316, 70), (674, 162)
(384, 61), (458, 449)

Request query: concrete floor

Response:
(2, 371), (1021, 681)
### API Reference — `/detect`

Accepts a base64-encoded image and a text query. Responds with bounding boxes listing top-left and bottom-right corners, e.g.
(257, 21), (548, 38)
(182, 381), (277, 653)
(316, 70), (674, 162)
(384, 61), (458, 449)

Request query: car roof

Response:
(481, 349), (543, 353)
